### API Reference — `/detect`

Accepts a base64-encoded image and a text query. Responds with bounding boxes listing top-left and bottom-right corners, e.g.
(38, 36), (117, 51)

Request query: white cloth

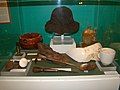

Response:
(66, 43), (102, 62)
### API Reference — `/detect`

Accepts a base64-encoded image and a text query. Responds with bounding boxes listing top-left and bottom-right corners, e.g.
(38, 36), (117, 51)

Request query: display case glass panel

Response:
(0, 0), (120, 70)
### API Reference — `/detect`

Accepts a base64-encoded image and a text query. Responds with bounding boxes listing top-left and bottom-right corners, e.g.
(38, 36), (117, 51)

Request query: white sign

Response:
(0, 0), (10, 23)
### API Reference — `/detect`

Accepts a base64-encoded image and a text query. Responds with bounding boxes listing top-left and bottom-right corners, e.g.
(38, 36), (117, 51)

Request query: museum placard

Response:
(0, 0), (10, 23)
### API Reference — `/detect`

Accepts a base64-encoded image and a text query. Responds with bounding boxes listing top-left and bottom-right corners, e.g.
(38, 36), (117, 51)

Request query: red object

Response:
(19, 33), (42, 49)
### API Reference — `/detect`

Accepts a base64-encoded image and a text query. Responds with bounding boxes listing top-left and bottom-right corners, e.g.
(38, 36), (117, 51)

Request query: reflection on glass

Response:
(103, 26), (112, 47)
(0, 31), (18, 58)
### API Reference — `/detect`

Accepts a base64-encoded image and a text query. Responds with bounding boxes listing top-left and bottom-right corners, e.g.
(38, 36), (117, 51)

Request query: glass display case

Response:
(0, 0), (120, 90)
(0, 0), (120, 64)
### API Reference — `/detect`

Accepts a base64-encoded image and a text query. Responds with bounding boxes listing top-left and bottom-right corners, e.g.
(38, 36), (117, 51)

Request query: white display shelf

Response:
(0, 71), (120, 90)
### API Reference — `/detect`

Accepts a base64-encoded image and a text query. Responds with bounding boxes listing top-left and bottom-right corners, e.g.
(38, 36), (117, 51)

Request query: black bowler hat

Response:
(45, 6), (79, 35)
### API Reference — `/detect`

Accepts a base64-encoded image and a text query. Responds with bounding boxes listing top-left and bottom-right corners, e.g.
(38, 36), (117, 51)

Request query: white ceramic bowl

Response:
(99, 48), (116, 65)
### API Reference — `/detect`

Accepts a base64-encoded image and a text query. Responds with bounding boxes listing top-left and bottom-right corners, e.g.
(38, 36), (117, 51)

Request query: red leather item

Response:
(45, 6), (79, 35)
